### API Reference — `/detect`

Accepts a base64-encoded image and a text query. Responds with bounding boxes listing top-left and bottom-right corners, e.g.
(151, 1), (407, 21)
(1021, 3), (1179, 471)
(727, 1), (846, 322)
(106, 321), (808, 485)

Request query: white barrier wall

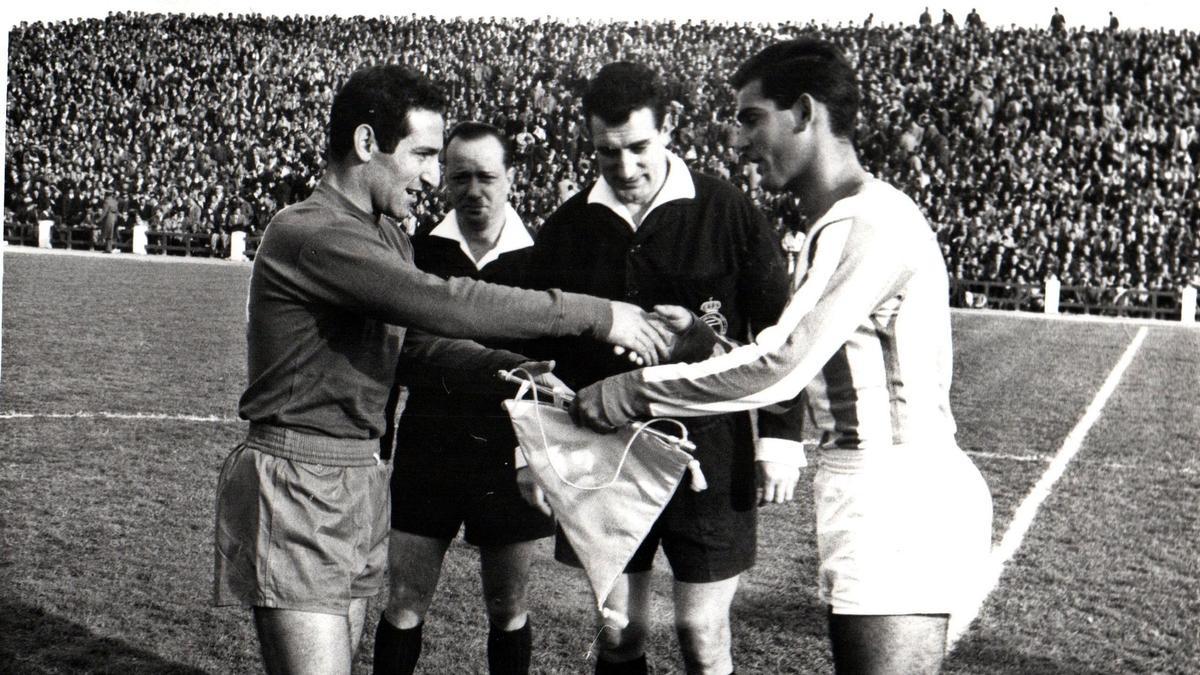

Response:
(1044, 278), (1061, 314)
(1182, 287), (1197, 325)
(38, 220), (53, 248)
(230, 231), (248, 262)
(132, 224), (148, 255)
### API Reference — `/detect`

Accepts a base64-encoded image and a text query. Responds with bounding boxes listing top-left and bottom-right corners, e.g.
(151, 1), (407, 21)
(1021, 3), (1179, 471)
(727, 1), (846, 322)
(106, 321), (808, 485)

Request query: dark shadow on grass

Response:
(0, 598), (209, 674)
(947, 633), (1113, 675)
(735, 586), (829, 640)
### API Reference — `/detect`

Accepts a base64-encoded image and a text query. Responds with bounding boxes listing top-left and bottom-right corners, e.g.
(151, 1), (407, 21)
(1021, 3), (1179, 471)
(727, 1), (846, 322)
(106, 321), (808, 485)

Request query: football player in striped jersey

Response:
(573, 39), (993, 675)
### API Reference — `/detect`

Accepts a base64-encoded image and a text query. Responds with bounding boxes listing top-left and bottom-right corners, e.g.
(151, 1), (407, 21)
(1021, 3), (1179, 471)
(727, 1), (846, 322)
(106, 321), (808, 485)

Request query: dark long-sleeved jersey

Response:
(238, 182), (611, 443)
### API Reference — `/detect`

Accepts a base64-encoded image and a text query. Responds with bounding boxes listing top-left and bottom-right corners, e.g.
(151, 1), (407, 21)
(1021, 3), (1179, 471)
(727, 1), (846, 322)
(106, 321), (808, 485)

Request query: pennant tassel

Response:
(686, 459), (708, 491)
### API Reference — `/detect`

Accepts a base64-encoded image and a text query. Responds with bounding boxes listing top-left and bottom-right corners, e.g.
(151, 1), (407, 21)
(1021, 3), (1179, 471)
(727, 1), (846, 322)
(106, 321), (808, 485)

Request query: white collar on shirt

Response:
(587, 150), (696, 230)
(429, 203), (533, 270)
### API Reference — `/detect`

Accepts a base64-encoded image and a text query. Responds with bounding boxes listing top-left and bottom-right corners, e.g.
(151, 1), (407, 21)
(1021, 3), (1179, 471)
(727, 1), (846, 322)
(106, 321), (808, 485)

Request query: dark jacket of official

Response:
(524, 160), (804, 446)
(387, 215), (535, 470)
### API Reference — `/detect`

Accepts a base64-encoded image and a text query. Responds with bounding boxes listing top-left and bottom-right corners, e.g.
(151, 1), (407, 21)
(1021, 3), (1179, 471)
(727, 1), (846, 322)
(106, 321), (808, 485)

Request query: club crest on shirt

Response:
(699, 297), (728, 336)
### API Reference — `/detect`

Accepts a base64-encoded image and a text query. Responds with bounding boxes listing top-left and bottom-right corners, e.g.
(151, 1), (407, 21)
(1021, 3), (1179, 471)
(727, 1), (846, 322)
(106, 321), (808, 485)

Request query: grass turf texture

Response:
(2, 249), (1197, 673)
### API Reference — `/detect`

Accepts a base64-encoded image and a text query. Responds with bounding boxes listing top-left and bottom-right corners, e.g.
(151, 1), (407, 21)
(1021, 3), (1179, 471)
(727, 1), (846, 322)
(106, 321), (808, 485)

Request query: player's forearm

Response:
(388, 272), (612, 341)
(597, 225), (915, 424)
(400, 330), (526, 383)
(295, 230), (612, 341)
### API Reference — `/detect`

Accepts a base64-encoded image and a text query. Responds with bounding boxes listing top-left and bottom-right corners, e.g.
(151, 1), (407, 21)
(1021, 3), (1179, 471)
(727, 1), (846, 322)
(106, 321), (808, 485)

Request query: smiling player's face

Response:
(369, 109), (444, 219)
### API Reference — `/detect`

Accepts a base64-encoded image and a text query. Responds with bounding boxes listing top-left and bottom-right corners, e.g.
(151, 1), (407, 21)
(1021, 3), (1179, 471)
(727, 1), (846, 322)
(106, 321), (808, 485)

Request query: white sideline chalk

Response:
(0, 410), (239, 423)
(948, 326), (1149, 649)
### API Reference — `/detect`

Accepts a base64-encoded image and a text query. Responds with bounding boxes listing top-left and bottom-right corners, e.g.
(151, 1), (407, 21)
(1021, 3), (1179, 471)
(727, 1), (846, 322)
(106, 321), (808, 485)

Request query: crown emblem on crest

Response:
(698, 297), (728, 336)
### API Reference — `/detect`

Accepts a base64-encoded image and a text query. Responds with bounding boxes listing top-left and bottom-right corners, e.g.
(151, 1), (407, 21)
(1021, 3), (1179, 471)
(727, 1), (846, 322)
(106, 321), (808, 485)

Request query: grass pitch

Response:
(2, 249), (1197, 674)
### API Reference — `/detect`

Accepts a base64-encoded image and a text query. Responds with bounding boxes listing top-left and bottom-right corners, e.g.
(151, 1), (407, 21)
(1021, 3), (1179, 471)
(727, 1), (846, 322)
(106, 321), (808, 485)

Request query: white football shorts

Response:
(814, 442), (993, 615)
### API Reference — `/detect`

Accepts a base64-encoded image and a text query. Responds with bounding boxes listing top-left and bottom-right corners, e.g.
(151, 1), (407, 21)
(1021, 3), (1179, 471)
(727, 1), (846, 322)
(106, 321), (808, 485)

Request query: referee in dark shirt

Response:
(520, 62), (805, 675)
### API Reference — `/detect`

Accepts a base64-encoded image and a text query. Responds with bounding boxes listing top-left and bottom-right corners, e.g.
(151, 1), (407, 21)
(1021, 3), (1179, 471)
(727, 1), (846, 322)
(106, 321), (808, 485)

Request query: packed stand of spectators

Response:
(5, 11), (1199, 315)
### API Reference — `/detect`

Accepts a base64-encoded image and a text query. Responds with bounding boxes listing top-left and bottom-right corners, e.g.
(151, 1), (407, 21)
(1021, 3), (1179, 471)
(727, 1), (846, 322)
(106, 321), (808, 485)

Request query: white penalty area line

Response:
(0, 410), (239, 423)
(948, 326), (1149, 649)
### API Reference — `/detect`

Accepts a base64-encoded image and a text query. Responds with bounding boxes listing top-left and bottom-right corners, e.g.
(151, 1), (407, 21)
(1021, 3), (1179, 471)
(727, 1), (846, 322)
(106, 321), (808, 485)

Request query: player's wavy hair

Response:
(730, 38), (861, 141)
(326, 64), (447, 163)
(447, 121), (514, 169)
(582, 61), (668, 131)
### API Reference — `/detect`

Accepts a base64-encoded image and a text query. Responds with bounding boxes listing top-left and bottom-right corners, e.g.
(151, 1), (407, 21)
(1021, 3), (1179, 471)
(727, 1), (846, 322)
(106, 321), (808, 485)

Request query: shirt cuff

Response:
(514, 446), (528, 470)
(755, 438), (807, 468)
(598, 372), (646, 428)
(670, 315), (720, 363)
(562, 292), (612, 339)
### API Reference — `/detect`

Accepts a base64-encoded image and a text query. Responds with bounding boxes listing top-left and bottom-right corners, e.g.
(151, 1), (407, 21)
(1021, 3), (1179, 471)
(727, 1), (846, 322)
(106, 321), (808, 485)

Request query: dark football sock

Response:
(594, 653), (648, 675)
(373, 618), (423, 675)
(486, 619), (533, 674)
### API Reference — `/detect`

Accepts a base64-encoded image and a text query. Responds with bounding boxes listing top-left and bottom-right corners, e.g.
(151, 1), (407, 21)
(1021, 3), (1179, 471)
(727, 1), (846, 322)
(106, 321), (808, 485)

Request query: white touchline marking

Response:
(0, 411), (239, 423)
(965, 451), (1049, 463)
(948, 326), (1149, 649)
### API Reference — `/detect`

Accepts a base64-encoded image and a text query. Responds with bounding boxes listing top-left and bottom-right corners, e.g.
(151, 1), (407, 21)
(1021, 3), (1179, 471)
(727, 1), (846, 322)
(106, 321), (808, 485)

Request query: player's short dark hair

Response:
(730, 38), (860, 140)
(446, 121), (513, 169)
(582, 61), (667, 131)
(326, 64), (446, 163)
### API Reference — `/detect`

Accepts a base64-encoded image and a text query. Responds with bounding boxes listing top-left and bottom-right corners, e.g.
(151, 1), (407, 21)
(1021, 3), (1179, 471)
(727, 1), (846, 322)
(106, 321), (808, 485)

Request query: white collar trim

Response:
(430, 204), (533, 270)
(587, 150), (695, 229)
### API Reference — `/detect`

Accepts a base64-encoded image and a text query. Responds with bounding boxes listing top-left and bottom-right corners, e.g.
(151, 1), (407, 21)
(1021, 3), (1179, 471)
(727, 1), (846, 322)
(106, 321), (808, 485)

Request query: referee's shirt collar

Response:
(429, 203), (533, 270)
(587, 150), (695, 230)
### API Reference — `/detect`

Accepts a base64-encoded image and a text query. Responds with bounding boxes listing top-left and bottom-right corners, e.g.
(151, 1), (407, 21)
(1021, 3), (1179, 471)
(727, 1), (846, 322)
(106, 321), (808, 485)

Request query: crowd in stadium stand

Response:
(5, 11), (1199, 314)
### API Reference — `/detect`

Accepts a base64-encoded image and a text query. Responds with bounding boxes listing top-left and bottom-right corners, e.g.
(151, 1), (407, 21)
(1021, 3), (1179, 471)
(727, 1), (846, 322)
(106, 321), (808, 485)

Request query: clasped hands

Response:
(607, 302), (695, 367)
(569, 304), (697, 434)
(517, 304), (693, 400)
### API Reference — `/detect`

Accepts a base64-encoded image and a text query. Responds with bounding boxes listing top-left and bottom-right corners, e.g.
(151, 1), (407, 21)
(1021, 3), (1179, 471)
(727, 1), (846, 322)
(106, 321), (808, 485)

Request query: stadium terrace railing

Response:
(2, 220), (258, 261)
(246, 235), (261, 260)
(145, 231), (214, 257)
(3, 221), (131, 252)
(3, 222), (37, 247)
(5, 219), (1195, 323)
(949, 277), (1198, 323)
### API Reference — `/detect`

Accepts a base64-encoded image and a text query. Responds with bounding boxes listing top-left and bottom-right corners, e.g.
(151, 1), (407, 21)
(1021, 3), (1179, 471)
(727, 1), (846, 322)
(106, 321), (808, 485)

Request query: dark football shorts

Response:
(213, 437), (390, 615)
(555, 414), (757, 583)
(390, 453), (555, 547)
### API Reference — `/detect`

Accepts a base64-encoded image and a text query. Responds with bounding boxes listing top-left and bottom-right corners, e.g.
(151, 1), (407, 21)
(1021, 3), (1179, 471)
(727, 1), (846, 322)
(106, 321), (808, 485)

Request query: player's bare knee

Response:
(384, 582), (433, 628)
(484, 591), (528, 630)
(675, 616), (729, 669)
(595, 618), (648, 658)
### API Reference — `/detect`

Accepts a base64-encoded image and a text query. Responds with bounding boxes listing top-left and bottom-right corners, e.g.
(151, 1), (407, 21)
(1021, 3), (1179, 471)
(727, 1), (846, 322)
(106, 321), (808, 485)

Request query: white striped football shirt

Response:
(599, 178), (958, 450)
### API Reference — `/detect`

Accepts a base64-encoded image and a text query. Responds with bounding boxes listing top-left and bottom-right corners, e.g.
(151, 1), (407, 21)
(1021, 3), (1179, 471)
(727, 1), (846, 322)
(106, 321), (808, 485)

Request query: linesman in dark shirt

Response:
(377, 123), (552, 674)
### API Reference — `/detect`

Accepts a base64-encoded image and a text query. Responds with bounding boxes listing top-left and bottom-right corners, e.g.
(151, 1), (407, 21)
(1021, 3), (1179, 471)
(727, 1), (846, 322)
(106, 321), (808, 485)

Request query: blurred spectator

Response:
(966, 9), (984, 31)
(1051, 8), (1067, 34)
(98, 193), (120, 251)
